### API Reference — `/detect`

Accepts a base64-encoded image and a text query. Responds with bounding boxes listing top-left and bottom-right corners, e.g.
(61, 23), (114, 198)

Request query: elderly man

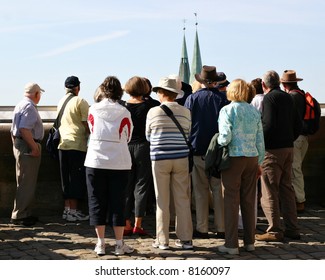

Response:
(184, 65), (229, 239)
(256, 70), (302, 242)
(10, 82), (45, 226)
(281, 70), (309, 213)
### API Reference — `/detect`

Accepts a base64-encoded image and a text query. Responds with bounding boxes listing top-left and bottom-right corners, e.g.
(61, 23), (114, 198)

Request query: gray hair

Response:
(262, 70), (280, 90)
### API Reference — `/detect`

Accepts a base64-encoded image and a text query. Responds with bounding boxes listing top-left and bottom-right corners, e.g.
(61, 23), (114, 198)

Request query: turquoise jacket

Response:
(217, 101), (265, 165)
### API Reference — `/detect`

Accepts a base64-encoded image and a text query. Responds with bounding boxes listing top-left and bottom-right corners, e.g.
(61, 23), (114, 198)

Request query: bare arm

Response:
(82, 121), (90, 134)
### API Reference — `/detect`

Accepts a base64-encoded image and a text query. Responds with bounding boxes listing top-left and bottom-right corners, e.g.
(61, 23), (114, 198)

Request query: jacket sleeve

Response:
(261, 95), (275, 145)
(217, 107), (232, 146)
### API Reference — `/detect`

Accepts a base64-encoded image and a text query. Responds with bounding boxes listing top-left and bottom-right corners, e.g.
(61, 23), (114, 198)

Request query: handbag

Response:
(160, 105), (194, 173)
(46, 94), (75, 159)
(205, 132), (230, 178)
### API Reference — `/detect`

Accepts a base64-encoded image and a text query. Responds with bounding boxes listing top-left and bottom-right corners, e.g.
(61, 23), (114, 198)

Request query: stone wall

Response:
(1, 118), (325, 218)
(0, 123), (65, 217)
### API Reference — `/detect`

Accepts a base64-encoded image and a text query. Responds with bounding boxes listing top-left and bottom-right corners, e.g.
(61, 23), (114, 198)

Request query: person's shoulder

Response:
(144, 96), (160, 106)
(76, 95), (89, 105)
(172, 102), (190, 112)
(118, 100), (127, 107)
(290, 89), (305, 99)
(188, 88), (209, 101)
(147, 104), (162, 115)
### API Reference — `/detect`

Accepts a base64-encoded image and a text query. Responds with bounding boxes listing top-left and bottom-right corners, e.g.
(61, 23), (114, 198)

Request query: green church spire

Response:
(178, 20), (190, 84)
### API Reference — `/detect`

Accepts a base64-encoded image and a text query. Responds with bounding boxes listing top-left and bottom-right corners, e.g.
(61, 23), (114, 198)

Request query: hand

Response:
(25, 144), (41, 157)
(256, 165), (262, 178)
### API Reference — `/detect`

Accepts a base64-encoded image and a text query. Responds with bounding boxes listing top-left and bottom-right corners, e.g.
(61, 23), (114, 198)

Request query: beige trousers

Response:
(191, 156), (225, 233)
(152, 157), (193, 245)
(292, 135), (309, 203)
(12, 138), (41, 219)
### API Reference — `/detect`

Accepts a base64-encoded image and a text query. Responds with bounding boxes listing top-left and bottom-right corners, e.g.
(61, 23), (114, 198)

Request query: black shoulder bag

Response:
(160, 104), (193, 173)
(46, 94), (76, 159)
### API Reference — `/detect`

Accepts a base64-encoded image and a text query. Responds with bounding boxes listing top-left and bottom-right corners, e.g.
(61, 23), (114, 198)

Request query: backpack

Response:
(295, 90), (321, 135)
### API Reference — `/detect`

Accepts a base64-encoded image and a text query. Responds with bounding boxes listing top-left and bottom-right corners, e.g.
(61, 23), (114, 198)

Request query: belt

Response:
(15, 136), (42, 144)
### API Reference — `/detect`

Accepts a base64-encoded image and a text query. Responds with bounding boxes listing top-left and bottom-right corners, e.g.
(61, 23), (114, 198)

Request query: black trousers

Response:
(86, 167), (129, 227)
(125, 142), (153, 218)
(59, 149), (86, 200)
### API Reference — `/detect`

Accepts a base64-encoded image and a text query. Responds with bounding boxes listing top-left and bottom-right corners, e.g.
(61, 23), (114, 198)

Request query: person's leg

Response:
(68, 150), (87, 210)
(292, 135), (309, 205)
(108, 170), (134, 255)
(124, 144), (136, 231)
(260, 150), (283, 234)
(59, 149), (70, 203)
(280, 148), (300, 235)
(152, 160), (172, 245)
(191, 156), (210, 234)
(133, 142), (152, 231)
(171, 157), (193, 242)
(221, 157), (242, 249)
(95, 225), (105, 243)
(210, 176), (225, 233)
(240, 157), (258, 246)
(86, 167), (108, 255)
(11, 140), (41, 220)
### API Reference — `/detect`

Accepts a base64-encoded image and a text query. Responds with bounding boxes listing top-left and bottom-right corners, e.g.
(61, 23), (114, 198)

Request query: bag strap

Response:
(160, 104), (191, 148)
(53, 94), (76, 129)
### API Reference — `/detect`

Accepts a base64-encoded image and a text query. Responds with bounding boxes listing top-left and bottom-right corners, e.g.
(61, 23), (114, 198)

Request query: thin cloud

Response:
(34, 31), (129, 58)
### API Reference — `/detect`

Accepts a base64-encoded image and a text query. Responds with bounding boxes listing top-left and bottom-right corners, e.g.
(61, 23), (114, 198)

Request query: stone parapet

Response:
(1, 108), (325, 217)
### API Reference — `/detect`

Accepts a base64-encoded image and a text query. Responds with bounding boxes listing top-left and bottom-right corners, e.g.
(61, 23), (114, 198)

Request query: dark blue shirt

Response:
(184, 87), (229, 155)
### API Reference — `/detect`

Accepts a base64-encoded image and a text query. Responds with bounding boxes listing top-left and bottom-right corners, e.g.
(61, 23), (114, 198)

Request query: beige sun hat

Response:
(152, 77), (184, 95)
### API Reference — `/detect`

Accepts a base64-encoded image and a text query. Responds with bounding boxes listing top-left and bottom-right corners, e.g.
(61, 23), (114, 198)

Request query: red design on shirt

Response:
(119, 117), (131, 141)
(88, 114), (94, 132)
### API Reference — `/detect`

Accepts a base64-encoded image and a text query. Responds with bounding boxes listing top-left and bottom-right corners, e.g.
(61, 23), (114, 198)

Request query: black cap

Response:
(65, 76), (80, 89)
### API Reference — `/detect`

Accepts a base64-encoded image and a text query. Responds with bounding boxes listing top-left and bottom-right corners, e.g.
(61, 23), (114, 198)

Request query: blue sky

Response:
(1, 0), (324, 106)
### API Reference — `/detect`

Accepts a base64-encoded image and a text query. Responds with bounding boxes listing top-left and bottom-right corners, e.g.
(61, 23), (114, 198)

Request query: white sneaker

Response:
(114, 242), (134, 256)
(175, 239), (193, 249)
(152, 240), (169, 250)
(218, 245), (239, 255)
(62, 209), (69, 220)
(94, 243), (105, 256)
(66, 210), (89, 222)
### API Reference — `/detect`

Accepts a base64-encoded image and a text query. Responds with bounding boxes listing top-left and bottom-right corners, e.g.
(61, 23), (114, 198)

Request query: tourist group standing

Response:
(10, 66), (311, 256)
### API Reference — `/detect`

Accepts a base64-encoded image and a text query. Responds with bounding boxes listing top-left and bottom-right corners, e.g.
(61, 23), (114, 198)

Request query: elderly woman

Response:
(146, 77), (193, 250)
(85, 76), (134, 256)
(122, 76), (157, 236)
(217, 79), (265, 255)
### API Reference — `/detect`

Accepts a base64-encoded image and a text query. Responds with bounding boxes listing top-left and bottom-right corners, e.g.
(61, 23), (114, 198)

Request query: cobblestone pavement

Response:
(0, 204), (325, 260)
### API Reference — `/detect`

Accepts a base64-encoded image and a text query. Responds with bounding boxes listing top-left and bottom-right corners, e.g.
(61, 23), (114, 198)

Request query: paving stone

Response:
(0, 204), (325, 260)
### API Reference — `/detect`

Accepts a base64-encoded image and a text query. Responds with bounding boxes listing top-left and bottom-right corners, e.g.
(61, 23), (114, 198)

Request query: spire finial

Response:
(183, 19), (186, 32)
(194, 12), (198, 28)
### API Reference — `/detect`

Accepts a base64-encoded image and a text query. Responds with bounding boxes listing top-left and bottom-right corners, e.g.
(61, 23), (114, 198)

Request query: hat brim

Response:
(195, 73), (222, 84)
(280, 78), (303, 83)
(218, 80), (230, 88)
(194, 73), (204, 83)
(152, 86), (183, 96)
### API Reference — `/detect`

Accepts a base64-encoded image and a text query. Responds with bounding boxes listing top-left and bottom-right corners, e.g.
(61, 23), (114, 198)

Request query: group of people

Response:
(10, 65), (311, 256)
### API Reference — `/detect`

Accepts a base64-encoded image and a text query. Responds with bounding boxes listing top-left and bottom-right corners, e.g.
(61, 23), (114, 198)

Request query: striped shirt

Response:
(146, 102), (191, 161)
